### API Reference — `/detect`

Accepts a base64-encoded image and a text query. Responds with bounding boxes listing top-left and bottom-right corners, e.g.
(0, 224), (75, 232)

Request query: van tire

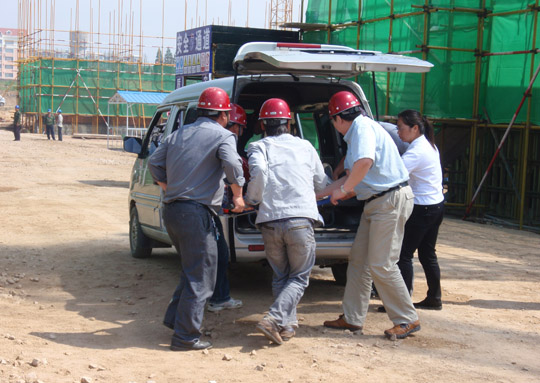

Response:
(331, 263), (348, 286)
(130, 207), (152, 258)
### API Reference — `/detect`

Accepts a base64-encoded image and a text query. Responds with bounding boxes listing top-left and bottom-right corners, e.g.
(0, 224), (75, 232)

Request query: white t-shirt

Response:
(401, 135), (444, 205)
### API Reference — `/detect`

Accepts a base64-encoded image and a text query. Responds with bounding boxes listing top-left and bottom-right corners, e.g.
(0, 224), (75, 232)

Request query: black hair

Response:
(398, 109), (435, 148)
(197, 109), (228, 120)
(262, 119), (289, 137)
(334, 105), (365, 122)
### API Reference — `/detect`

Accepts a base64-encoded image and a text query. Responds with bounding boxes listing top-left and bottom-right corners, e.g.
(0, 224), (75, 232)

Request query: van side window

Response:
(184, 107), (198, 125)
(141, 109), (170, 158)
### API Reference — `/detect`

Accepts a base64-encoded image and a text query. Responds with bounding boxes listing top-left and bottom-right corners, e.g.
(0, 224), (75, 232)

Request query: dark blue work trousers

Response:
(209, 218), (231, 304)
(397, 201), (444, 303)
(46, 125), (55, 140)
(162, 200), (218, 345)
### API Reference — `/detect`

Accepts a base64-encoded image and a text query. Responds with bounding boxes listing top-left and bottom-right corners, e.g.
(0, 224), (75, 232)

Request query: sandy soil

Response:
(0, 129), (539, 383)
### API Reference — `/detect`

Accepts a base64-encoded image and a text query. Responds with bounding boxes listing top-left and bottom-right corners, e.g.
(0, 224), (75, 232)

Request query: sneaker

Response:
(280, 326), (296, 341)
(414, 298), (442, 310)
(384, 320), (421, 340)
(207, 297), (243, 312)
(256, 317), (283, 345)
(323, 314), (363, 332)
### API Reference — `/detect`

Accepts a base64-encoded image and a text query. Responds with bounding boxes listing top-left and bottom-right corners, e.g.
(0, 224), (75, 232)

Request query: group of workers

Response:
(43, 108), (64, 141)
(147, 86), (444, 351)
(11, 106), (64, 141)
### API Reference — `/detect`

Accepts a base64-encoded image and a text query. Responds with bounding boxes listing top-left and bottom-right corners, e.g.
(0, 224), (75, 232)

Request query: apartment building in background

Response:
(0, 28), (21, 80)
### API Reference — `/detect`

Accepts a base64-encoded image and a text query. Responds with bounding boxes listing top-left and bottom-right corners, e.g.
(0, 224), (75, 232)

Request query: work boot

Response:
(256, 316), (283, 345)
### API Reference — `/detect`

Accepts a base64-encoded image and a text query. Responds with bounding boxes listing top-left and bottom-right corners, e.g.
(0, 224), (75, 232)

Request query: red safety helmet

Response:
(328, 91), (360, 116)
(197, 87), (232, 111)
(258, 98), (291, 120)
(229, 103), (247, 126)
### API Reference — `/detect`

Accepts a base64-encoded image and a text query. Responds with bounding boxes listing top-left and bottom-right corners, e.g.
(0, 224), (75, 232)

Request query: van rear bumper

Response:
(233, 240), (352, 264)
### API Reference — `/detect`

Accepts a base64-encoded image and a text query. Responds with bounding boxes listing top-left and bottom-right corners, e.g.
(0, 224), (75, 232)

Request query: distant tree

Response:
(164, 48), (175, 64)
(155, 48), (163, 64)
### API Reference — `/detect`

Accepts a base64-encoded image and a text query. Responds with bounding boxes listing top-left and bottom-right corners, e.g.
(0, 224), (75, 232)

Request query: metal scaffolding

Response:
(16, 0), (176, 135)
(298, 0), (540, 230)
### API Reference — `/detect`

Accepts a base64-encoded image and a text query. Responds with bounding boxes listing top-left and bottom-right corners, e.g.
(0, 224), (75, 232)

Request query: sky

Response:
(1, 0), (307, 60)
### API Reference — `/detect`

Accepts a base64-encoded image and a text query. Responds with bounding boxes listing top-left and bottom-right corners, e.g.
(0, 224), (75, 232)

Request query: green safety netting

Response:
(19, 59), (175, 117)
(304, 0), (540, 125)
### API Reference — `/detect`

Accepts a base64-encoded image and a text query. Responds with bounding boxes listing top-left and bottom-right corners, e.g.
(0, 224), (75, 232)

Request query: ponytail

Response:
(421, 116), (435, 148)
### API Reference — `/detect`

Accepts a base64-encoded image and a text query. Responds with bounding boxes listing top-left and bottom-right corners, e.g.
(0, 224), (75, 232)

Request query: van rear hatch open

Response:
(233, 42), (433, 77)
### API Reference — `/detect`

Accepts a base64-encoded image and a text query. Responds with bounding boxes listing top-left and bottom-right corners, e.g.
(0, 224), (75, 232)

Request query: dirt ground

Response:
(0, 128), (539, 383)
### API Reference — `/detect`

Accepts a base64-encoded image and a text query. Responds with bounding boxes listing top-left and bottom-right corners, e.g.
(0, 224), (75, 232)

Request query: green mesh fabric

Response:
(304, 0), (539, 125)
(19, 58), (175, 117)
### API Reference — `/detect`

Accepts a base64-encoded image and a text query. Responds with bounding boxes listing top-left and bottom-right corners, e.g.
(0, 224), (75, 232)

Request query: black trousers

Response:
(397, 201), (444, 302)
(46, 125), (55, 140)
(13, 125), (21, 141)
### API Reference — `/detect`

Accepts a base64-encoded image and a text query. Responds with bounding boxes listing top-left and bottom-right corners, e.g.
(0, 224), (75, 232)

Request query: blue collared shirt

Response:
(344, 115), (409, 200)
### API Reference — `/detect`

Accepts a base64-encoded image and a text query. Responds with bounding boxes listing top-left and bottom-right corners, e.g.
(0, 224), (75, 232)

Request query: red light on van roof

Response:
(276, 43), (321, 49)
(248, 245), (265, 252)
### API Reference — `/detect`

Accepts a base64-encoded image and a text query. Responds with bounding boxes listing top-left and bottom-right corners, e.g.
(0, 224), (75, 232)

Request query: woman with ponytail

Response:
(395, 109), (445, 310)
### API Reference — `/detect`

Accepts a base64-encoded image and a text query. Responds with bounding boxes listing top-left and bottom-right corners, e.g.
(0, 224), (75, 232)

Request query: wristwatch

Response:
(340, 184), (348, 194)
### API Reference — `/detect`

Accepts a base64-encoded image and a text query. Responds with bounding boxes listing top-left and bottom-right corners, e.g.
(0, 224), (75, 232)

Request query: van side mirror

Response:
(123, 136), (143, 154)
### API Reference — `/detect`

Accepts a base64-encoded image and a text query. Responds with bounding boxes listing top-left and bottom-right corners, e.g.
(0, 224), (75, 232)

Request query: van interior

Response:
(232, 76), (365, 236)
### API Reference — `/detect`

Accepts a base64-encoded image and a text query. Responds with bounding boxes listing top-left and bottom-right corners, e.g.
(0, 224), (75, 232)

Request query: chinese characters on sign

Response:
(175, 26), (212, 83)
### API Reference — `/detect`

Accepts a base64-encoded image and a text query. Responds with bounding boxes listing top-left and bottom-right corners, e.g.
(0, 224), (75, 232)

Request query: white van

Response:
(123, 42), (433, 284)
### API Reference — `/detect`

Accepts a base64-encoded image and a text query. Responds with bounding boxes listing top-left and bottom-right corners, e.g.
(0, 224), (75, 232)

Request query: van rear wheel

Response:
(129, 207), (152, 258)
(331, 263), (348, 286)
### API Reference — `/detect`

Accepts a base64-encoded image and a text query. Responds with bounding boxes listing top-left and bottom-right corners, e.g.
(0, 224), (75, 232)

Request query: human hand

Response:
(231, 195), (245, 213)
(330, 188), (346, 205)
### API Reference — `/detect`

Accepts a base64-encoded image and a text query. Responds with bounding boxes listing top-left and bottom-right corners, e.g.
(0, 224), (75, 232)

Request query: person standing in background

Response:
(396, 109), (445, 310)
(56, 109), (64, 141)
(13, 105), (22, 141)
(44, 109), (55, 140)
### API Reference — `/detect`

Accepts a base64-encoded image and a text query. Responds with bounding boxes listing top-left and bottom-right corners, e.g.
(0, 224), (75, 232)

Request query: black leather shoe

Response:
(377, 305), (386, 313)
(170, 339), (212, 351)
(414, 298), (442, 310)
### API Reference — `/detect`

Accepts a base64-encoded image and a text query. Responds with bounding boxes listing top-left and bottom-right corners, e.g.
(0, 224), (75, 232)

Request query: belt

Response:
(365, 181), (408, 204)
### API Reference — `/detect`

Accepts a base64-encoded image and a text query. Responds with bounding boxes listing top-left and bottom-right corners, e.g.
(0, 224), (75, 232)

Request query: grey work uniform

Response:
(246, 133), (329, 329)
(148, 116), (244, 346)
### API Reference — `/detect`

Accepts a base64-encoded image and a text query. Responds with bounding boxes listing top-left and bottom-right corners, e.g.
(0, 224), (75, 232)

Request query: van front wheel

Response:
(331, 263), (348, 286)
(129, 207), (152, 258)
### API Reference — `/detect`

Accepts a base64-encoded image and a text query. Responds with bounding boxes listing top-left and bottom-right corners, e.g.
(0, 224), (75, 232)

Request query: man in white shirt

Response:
(56, 109), (64, 141)
(319, 91), (420, 340)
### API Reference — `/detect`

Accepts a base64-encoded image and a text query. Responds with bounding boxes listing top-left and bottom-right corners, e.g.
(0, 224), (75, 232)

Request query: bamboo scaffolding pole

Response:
(384, 0), (394, 116)
(464, 0), (485, 209)
(419, 0), (429, 114)
(327, 0), (332, 43)
(519, 0), (539, 228)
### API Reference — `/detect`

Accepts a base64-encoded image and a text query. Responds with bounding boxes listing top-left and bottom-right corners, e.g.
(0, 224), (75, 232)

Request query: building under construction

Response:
(286, 0), (539, 230)
(16, 0), (299, 135)
(15, 0), (540, 230)
(16, 0), (177, 135)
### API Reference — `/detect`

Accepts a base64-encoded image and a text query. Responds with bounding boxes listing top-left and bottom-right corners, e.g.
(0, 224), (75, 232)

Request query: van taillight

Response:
(276, 43), (321, 49)
(248, 245), (265, 252)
